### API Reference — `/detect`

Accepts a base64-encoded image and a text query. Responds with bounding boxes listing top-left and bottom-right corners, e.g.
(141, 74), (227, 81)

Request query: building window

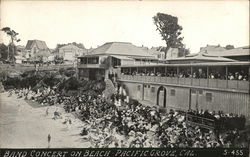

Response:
(191, 89), (196, 94)
(87, 57), (99, 64)
(199, 90), (203, 95)
(81, 58), (87, 64)
(137, 85), (141, 91)
(170, 89), (175, 96)
(191, 89), (203, 95)
(206, 93), (212, 102)
(151, 87), (155, 93)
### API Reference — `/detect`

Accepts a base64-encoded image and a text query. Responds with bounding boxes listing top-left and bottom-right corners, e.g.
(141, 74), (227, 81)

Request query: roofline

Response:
(78, 54), (155, 58)
(119, 61), (250, 68)
(105, 41), (132, 44)
(165, 58), (234, 61)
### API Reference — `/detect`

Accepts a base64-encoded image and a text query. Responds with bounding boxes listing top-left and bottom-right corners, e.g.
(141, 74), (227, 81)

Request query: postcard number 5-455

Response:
(223, 149), (245, 156)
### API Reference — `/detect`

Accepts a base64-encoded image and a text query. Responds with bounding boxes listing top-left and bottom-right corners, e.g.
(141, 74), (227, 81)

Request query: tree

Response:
(153, 13), (184, 59)
(1, 27), (21, 62)
(225, 45), (234, 50)
(0, 43), (8, 60)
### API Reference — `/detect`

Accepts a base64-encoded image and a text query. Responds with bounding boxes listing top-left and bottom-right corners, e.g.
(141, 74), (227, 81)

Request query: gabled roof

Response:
(25, 40), (49, 50)
(204, 46), (250, 57)
(88, 42), (154, 57)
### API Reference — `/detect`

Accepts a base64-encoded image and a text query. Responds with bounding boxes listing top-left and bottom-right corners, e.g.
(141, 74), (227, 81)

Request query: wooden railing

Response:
(77, 63), (107, 69)
(119, 75), (249, 92)
(185, 113), (215, 130)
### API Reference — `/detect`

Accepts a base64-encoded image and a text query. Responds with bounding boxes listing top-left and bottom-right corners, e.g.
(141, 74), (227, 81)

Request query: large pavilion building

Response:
(77, 42), (157, 81)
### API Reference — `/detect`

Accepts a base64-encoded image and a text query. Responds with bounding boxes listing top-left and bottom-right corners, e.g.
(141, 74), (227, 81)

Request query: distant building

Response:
(15, 45), (28, 63)
(146, 47), (165, 60)
(15, 55), (25, 64)
(166, 48), (179, 59)
(25, 40), (50, 62)
(203, 46), (250, 61)
(16, 45), (27, 56)
(58, 44), (87, 62)
(149, 47), (187, 59)
(166, 52), (235, 64)
(200, 44), (226, 53)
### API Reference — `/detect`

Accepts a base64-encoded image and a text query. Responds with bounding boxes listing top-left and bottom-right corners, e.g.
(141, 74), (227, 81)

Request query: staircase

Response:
(103, 78), (117, 99)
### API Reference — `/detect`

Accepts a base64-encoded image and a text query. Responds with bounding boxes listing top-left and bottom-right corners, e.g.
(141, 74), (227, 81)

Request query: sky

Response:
(0, 0), (249, 53)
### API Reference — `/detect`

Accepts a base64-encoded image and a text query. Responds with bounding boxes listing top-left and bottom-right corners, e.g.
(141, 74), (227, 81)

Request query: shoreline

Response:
(0, 92), (91, 148)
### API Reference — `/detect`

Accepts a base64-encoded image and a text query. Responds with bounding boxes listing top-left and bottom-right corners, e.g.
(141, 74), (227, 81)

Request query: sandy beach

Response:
(0, 92), (91, 148)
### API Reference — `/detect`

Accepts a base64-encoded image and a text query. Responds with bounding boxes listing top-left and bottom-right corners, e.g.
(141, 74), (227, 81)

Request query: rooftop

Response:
(166, 52), (235, 62)
(204, 46), (250, 57)
(87, 42), (155, 57)
(25, 40), (49, 50)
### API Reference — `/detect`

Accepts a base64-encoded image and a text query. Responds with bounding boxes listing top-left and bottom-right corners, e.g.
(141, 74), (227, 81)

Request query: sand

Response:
(0, 92), (91, 148)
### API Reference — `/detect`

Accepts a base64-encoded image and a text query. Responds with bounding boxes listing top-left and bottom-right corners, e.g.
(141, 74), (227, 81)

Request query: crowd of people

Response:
(7, 86), (250, 148)
(122, 69), (248, 81)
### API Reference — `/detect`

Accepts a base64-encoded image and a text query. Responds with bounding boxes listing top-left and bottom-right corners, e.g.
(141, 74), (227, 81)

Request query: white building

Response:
(58, 44), (86, 62)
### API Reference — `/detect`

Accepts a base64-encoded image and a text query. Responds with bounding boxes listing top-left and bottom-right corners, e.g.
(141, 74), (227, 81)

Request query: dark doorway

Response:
(89, 69), (105, 80)
(89, 69), (97, 80)
(156, 86), (167, 107)
(190, 89), (203, 111)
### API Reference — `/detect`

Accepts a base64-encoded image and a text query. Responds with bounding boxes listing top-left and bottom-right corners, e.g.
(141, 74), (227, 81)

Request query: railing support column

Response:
(191, 66), (193, 85)
(226, 66), (228, 88)
(207, 66), (209, 87)
(177, 66), (179, 84)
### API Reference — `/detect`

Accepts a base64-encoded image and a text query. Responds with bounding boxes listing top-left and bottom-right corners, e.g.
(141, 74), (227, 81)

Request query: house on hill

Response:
(149, 47), (189, 59)
(15, 45), (27, 63)
(25, 40), (51, 62)
(166, 47), (180, 59)
(143, 47), (165, 60)
(58, 44), (87, 62)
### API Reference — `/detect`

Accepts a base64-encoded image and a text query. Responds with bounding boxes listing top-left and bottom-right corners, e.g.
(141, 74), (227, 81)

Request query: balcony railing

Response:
(186, 113), (215, 130)
(77, 63), (107, 69)
(119, 75), (249, 92)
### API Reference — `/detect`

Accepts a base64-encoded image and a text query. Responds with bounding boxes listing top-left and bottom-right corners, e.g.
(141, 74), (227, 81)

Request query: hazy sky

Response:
(0, 1), (249, 53)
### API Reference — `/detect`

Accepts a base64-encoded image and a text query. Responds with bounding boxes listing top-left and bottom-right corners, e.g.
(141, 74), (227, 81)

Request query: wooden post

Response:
(226, 66), (228, 88)
(177, 66), (179, 84)
(226, 66), (228, 80)
(207, 66), (209, 86)
(189, 88), (192, 110)
(191, 66), (193, 85)
(195, 90), (199, 111)
(165, 66), (167, 76)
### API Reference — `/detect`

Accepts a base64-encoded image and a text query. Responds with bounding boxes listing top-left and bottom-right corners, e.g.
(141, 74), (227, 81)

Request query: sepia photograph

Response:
(0, 0), (249, 156)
